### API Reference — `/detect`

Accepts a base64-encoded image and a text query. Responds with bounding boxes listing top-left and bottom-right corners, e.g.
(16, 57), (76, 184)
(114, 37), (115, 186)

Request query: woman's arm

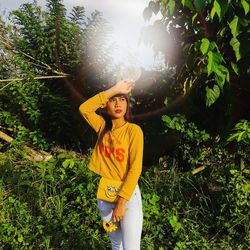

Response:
(79, 79), (134, 133)
(79, 92), (108, 133)
(112, 196), (128, 222)
(118, 125), (144, 199)
(104, 79), (134, 98)
(112, 125), (144, 222)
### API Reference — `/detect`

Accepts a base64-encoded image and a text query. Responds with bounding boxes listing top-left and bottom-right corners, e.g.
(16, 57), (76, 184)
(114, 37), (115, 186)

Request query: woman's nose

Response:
(115, 100), (120, 106)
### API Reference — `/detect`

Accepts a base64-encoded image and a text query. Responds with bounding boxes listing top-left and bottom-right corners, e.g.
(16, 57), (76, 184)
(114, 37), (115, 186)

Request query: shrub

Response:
(0, 117), (249, 249)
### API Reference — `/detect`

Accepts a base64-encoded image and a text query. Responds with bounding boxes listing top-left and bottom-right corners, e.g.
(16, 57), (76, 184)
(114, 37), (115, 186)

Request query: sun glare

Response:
(85, 0), (165, 72)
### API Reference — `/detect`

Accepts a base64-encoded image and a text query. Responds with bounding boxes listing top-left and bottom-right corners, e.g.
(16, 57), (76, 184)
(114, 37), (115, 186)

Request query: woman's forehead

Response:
(109, 94), (126, 100)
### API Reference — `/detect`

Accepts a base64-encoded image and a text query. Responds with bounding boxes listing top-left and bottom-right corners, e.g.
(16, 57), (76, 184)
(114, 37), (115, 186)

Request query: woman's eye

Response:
(120, 98), (125, 101)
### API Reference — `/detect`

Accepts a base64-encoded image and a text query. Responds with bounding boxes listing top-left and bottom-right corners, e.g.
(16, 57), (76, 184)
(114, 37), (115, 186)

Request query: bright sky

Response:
(0, 0), (164, 69)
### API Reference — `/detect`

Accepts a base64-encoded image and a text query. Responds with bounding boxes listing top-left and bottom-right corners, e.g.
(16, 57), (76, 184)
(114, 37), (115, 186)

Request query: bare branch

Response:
(0, 75), (69, 84)
(192, 166), (207, 175)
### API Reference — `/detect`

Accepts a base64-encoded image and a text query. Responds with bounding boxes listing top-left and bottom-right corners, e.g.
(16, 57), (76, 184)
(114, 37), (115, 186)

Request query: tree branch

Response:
(0, 130), (52, 162)
(0, 75), (69, 84)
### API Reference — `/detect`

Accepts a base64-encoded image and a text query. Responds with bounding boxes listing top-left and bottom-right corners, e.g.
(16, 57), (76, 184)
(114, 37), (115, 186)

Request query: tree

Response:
(69, 6), (86, 26)
(141, 0), (250, 115)
(0, 0), (114, 150)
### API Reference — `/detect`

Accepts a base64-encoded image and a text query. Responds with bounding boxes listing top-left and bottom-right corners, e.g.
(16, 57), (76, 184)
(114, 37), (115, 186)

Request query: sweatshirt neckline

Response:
(110, 122), (129, 132)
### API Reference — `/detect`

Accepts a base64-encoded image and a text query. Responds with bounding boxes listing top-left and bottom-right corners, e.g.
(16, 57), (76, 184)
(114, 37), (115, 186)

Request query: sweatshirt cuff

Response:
(118, 189), (132, 201)
(99, 91), (108, 108)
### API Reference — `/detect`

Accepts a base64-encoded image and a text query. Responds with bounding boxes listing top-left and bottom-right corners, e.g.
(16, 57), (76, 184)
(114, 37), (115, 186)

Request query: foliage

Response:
(0, 0), (114, 150)
(8, 0), (113, 76)
(139, 114), (250, 249)
(0, 149), (110, 249)
(0, 70), (75, 149)
(217, 167), (250, 247)
(0, 115), (249, 249)
(0, 1), (250, 249)
(227, 119), (250, 144)
(140, 156), (250, 249)
(161, 114), (218, 170)
(142, 0), (250, 106)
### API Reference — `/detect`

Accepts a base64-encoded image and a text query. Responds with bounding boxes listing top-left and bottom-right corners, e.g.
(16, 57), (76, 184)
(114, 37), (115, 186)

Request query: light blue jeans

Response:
(97, 184), (143, 250)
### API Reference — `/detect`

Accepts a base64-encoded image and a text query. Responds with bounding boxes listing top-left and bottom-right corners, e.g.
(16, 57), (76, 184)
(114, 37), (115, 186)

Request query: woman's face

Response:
(106, 95), (128, 119)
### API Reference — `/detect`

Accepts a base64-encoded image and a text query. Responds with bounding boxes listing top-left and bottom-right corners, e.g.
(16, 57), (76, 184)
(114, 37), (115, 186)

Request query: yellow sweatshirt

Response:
(79, 91), (144, 200)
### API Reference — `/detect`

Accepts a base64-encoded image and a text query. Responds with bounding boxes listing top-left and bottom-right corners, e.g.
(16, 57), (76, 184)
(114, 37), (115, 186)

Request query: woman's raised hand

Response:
(114, 79), (135, 95)
(104, 79), (135, 99)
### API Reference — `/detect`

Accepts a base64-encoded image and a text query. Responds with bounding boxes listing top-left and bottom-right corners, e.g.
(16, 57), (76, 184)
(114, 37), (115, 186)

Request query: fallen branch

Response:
(0, 130), (52, 162)
(0, 130), (13, 143)
(191, 165), (207, 175)
(0, 126), (13, 132)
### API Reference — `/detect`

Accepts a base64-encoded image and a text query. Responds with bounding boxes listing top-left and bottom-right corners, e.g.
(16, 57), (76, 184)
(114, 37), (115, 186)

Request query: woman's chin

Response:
(111, 113), (125, 119)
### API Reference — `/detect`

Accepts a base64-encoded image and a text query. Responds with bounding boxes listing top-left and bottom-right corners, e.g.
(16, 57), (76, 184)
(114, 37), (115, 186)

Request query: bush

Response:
(0, 117), (249, 249)
(0, 150), (109, 249)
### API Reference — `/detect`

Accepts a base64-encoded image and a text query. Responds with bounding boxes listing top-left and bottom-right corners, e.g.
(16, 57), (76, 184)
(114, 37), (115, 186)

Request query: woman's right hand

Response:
(104, 79), (135, 99)
(114, 79), (135, 95)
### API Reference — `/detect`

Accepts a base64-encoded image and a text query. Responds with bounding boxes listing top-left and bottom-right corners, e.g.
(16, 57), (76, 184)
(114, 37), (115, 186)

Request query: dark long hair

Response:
(98, 94), (132, 145)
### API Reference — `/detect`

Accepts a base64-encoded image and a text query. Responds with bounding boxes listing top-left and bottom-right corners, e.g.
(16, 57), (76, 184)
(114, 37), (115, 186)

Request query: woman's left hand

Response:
(112, 196), (128, 222)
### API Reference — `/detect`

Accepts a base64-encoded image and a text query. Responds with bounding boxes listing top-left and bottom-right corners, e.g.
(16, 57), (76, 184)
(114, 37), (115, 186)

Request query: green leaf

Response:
(230, 37), (241, 61)
(57, 153), (68, 159)
(209, 41), (217, 51)
(228, 120), (250, 143)
(164, 97), (168, 106)
(225, 67), (230, 82)
(200, 38), (210, 55)
(18, 235), (23, 243)
(181, 0), (194, 10)
(192, 13), (198, 24)
(213, 85), (220, 99)
(215, 65), (230, 87)
(227, 133), (239, 142)
(168, 0), (176, 15)
(207, 51), (223, 76)
(168, 214), (182, 233)
(237, 131), (245, 142)
(205, 85), (220, 106)
(241, 0), (249, 15)
(218, 27), (226, 37)
(162, 115), (172, 125)
(211, 0), (221, 21)
(62, 159), (70, 168)
(229, 16), (240, 38)
(207, 51), (214, 75)
(231, 62), (239, 75)
(194, 0), (206, 12)
(214, 68), (226, 89)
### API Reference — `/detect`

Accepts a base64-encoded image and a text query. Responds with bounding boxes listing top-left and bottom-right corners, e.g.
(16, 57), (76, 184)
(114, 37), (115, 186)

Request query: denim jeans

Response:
(97, 184), (143, 250)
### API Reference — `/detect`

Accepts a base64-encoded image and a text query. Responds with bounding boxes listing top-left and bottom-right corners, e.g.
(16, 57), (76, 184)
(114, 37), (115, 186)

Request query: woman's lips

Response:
(115, 109), (122, 113)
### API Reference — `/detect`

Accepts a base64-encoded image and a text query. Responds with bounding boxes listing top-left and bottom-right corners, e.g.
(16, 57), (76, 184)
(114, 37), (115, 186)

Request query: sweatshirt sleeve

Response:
(79, 91), (108, 133)
(118, 125), (144, 200)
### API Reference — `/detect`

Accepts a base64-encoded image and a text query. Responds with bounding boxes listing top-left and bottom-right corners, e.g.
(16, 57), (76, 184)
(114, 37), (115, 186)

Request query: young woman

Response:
(79, 79), (144, 250)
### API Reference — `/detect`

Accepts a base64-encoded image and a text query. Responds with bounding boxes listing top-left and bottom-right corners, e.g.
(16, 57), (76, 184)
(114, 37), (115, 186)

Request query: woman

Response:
(79, 79), (144, 250)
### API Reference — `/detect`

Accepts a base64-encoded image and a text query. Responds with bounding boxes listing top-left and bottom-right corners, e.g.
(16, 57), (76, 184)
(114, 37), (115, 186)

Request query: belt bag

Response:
(97, 177), (123, 203)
